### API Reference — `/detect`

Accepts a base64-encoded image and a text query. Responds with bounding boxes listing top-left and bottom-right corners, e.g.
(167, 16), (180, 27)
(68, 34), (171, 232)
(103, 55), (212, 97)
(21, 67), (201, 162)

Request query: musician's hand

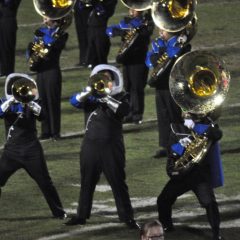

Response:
(0, 96), (15, 112)
(179, 137), (192, 147)
(184, 119), (195, 129)
(177, 34), (187, 44)
(76, 86), (92, 102)
(27, 101), (41, 116)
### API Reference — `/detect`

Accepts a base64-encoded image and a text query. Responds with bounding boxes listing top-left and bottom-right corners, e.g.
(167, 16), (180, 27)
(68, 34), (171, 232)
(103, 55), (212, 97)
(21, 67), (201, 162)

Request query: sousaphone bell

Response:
(33, 0), (76, 20)
(169, 50), (230, 115)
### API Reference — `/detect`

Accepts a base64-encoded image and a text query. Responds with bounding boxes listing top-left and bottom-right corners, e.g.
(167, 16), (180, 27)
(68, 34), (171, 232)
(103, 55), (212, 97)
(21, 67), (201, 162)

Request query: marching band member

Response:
(65, 64), (139, 229)
(0, 0), (21, 77)
(26, 16), (69, 140)
(157, 113), (224, 240)
(85, 0), (117, 68)
(73, 0), (92, 66)
(145, 28), (192, 158)
(106, 8), (154, 124)
(0, 73), (66, 219)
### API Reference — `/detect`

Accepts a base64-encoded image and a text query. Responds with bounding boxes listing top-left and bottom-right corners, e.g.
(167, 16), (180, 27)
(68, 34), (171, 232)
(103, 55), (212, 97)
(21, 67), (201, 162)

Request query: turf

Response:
(0, 1), (239, 240)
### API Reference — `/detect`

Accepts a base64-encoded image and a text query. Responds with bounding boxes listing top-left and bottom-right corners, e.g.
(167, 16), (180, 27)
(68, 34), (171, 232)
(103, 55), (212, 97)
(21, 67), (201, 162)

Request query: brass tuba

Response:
(33, 0), (76, 20)
(169, 50), (230, 172)
(151, 0), (197, 32)
(12, 78), (38, 104)
(150, 14), (197, 80)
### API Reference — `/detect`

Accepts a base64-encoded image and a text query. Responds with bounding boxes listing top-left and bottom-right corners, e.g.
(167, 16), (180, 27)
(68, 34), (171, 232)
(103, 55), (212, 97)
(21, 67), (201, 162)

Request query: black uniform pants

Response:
(0, 141), (65, 217)
(77, 138), (134, 221)
(155, 89), (182, 148)
(122, 64), (148, 118)
(74, 7), (92, 64)
(36, 68), (62, 137)
(0, 17), (17, 76)
(157, 177), (220, 236)
(86, 26), (110, 67)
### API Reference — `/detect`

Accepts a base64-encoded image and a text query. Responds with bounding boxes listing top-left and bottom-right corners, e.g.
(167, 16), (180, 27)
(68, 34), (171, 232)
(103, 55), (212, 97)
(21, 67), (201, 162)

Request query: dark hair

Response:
(98, 70), (115, 81)
(140, 220), (163, 237)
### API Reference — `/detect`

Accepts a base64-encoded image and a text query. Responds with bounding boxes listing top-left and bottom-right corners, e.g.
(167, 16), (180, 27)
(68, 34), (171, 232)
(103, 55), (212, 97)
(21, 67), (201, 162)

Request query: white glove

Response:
(27, 101), (41, 116)
(0, 96), (15, 112)
(76, 86), (92, 102)
(184, 119), (195, 129)
(179, 137), (192, 147)
(177, 34), (187, 44)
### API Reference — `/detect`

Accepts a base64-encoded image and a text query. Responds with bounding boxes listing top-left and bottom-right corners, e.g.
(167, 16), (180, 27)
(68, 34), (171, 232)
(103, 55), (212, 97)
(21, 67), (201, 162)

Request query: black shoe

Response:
(123, 115), (133, 124)
(53, 212), (68, 220)
(125, 219), (140, 229)
(65, 216), (86, 226)
(39, 134), (51, 140)
(163, 225), (175, 232)
(52, 134), (61, 141)
(132, 115), (143, 125)
(153, 149), (167, 158)
(213, 236), (225, 240)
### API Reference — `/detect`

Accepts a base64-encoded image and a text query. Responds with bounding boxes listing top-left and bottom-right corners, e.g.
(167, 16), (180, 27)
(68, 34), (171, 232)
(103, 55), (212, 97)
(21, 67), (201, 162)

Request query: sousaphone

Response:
(33, 0), (76, 19)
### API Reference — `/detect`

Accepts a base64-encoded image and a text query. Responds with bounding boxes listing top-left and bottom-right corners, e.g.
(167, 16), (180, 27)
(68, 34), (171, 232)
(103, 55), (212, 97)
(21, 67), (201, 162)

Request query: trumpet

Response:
(11, 77), (39, 104)
(87, 73), (112, 96)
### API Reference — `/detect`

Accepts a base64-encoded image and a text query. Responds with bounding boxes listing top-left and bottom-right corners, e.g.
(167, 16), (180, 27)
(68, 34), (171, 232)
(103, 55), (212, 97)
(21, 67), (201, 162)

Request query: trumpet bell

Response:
(88, 73), (112, 95)
(152, 0), (197, 32)
(33, 0), (76, 20)
(169, 50), (230, 115)
(12, 78), (38, 103)
(120, 0), (152, 11)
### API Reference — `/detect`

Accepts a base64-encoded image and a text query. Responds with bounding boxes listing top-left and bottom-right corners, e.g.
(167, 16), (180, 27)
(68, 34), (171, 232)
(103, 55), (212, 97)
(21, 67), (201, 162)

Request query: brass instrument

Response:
(151, 0), (197, 32)
(169, 50), (230, 172)
(150, 14), (197, 80)
(88, 73), (112, 96)
(33, 0), (76, 20)
(120, 0), (197, 32)
(28, 10), (72, 71)
(117, 28), (139, 60)
(120, 0), (152, 11)
(12, 78), (38, 104)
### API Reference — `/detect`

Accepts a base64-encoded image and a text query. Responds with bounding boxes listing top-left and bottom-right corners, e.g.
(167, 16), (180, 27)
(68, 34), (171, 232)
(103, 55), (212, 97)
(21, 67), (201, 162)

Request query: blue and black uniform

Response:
(26, 24), (68, 139)
(0, 98), (66, 218)
(73, 0), (92, 66)
(157, 118), (223, 239)
(106, 11), (154, 123)
(69, 91), (135, 223)
(0, 0), (21, 76)
(86, 0), (117, 67)
(145, 35), (191, 154)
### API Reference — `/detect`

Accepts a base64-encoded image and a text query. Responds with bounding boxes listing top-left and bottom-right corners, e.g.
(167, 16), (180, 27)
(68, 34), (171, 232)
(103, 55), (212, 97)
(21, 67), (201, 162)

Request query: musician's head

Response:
(129, 8), (142, 18)
(90, 64), (124, 96)
(43, 17), (59, 28)
(159, 28), (183, 41)
(140, 220), (164, 240)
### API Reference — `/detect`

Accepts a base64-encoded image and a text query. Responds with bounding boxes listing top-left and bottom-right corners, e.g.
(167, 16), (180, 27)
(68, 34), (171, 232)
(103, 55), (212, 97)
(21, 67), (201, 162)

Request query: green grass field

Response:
(0, 1), (240, 240)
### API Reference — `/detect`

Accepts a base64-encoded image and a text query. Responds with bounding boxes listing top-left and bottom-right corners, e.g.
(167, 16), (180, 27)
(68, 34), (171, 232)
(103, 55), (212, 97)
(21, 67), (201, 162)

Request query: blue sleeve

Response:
(145, 50), (155, 68)
(193, 123), (209, 135)
(70, 94), (83, 109)
(166, 36), (182, 58)
(10, 103), (23, 113)
(129, 17), (143, 28)
(171, 143), (185, 156)
(119, 19), (131, 29)
(106, 24), (121, 37)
